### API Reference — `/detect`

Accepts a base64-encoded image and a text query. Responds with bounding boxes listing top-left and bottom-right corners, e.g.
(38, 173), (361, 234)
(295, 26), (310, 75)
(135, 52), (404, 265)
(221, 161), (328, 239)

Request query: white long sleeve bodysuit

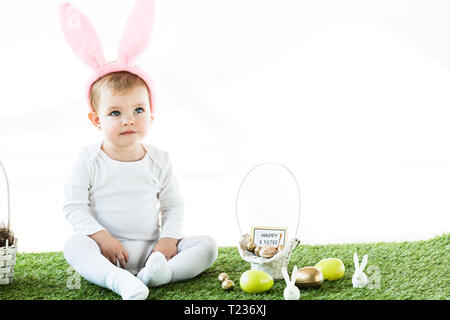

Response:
(63, 140), (184, 241)
(62, 141), (217, 288)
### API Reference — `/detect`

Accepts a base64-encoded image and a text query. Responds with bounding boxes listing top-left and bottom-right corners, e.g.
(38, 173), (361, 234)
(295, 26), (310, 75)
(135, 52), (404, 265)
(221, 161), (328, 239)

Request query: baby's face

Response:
(91, 85), (152, 148)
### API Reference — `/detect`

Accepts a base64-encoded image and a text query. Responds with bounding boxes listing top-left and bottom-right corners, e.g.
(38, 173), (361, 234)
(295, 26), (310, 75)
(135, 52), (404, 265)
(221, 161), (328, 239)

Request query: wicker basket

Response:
(235, 162), (301, 280)
(0, 239), (17, 284)
(238, 234), (299, 279)
(0, 160), (17, 285)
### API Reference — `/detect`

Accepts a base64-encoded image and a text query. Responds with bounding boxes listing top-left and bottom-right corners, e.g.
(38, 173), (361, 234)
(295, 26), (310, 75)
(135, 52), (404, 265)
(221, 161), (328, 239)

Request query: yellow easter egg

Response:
(239, 270), (274, 293)
(315, 258), (345, 281)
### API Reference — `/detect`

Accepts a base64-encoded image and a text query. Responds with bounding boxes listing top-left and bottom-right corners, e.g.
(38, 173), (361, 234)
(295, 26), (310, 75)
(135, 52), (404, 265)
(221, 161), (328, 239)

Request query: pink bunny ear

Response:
(118, 0), (155, 65)
(58, 2), (107, 70)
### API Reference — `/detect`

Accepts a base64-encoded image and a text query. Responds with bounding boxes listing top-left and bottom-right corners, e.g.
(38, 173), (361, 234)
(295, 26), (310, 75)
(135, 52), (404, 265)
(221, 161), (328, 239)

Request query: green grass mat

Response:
(0, 234), (448, 300)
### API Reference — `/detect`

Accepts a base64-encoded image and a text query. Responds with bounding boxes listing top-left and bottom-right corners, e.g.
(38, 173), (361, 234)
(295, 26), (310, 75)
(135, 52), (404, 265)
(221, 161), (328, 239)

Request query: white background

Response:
(0, 0), (449, 252)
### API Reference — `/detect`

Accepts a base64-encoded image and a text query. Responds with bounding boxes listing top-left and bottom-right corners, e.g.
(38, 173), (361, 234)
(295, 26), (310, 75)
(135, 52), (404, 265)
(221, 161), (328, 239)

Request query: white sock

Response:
(137, 252), (173, 287)
(105, 268), (149, 300)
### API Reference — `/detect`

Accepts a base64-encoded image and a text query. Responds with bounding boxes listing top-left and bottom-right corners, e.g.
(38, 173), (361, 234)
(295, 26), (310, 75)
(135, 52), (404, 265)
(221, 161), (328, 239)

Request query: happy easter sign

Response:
(251, 226), (287, 247)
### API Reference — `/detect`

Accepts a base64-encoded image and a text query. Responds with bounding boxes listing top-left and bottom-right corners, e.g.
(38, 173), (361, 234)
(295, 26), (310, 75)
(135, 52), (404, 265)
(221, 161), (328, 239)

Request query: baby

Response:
(62, 71), (217, 300)
(58, 0), (217, 300)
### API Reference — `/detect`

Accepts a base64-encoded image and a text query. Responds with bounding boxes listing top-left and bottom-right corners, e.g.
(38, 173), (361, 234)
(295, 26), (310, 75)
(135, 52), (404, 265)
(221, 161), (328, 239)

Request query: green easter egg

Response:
(315, 258), (345, 280)
(239, 270), (274, 293)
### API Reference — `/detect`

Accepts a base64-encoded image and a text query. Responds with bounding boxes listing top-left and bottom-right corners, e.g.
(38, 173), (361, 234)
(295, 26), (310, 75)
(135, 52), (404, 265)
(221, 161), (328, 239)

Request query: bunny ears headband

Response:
(58, 0), (156, 115)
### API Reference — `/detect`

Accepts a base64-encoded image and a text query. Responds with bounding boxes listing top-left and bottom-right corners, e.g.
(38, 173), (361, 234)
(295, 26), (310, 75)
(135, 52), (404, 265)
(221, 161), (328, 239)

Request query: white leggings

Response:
(63, 234), (218, 288)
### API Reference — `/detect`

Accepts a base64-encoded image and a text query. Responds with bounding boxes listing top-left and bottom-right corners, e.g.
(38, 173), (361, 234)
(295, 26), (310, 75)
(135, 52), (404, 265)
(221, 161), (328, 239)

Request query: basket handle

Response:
(235, 162), (301, 239)
(0, 161), (11, 230)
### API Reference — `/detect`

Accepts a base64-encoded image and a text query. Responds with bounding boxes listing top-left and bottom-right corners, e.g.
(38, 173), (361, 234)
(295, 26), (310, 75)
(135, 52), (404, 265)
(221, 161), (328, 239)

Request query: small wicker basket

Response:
(0, 239), (17, 285)
(235, 162), (301, 280)
(0, 160), (17, 285)
(238, 234), (299, 279)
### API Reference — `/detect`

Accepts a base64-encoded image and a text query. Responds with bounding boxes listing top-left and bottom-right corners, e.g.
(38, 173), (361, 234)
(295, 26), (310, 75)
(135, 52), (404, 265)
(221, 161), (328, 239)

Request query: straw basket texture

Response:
(235, 162), (301, 280)
(0, 160), (17, 285)
(0, 239), (17, 285)
(238, 234), (300, 279)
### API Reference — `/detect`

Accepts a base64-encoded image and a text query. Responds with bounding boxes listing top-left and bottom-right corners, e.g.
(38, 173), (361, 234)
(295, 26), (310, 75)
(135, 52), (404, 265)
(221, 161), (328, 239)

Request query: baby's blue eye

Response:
(110, 110), (121, 116)
(134, 107), (144, 114)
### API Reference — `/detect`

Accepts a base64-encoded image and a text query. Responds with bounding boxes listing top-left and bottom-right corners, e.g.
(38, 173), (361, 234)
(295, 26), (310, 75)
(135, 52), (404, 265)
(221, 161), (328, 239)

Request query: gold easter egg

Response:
(221, 279), (235, 291)
(295, 267), (324, 289)
(218, 272), (229, 282)
(246, 241), (256, 253)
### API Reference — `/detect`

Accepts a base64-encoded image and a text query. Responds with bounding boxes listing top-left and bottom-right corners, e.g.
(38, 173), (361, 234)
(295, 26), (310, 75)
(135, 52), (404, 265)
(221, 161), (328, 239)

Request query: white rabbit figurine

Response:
(352, 252), (368, 288)
(282, 266), (301, 300)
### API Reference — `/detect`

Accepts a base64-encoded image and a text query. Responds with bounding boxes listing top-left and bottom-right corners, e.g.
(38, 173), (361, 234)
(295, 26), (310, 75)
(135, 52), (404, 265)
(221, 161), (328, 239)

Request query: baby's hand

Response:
(89, 230), (129, 268)
(152, 237), (180, 260)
